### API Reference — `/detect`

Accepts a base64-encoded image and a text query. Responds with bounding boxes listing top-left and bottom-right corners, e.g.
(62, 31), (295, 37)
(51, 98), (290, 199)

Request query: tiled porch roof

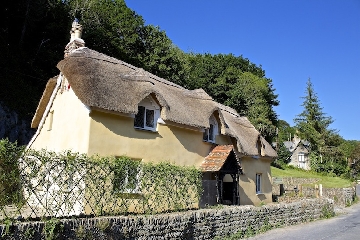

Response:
(200, 145), (234, 172)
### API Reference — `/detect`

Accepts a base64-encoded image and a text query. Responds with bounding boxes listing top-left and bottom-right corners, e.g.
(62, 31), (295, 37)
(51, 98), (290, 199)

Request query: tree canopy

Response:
(294, 79), (348, 176)
(1, 0), (278, 141)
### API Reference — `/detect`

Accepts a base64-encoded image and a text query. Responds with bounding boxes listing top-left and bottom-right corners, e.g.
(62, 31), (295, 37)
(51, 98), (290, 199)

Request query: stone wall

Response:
(272, 177), (319, 194)
(272, 177), (356, 208)
(0, 198), (333, 239)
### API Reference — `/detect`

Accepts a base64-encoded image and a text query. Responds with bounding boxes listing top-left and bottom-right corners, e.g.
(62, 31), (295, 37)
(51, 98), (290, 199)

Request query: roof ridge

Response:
(71, 47), (185, 90)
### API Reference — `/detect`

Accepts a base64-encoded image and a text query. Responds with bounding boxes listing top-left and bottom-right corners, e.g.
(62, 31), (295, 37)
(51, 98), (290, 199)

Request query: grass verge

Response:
(271, 166), (353, 188)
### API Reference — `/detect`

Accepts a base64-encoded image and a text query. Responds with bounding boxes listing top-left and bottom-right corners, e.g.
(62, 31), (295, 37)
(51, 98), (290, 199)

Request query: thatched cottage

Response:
(28, 20), (277, 206)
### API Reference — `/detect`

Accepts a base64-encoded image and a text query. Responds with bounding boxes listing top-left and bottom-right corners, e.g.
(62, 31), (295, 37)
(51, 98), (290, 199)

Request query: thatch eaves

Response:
(31, 77), (57, 128)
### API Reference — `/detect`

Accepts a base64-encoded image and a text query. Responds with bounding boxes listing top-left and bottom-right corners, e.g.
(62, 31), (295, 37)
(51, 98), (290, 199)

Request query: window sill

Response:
(256, 192), (264, 196)
(134, 127), (157, 133)
(203, 140), (216, 144)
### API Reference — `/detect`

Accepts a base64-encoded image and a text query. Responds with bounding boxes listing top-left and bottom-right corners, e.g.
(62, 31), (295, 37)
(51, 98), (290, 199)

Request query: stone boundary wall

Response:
(0, 199), (333, 240)
(272, 177), (320, 194)
(272, 177), (356, 208)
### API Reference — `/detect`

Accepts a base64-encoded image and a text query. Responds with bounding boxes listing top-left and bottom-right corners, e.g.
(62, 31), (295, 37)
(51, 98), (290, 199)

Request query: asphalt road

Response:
(248, 185), (360, 240)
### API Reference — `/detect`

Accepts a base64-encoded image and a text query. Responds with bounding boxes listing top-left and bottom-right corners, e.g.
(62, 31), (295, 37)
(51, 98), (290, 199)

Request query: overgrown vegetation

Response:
(0, 140), (202, 221)
(0, 139), (24, 206)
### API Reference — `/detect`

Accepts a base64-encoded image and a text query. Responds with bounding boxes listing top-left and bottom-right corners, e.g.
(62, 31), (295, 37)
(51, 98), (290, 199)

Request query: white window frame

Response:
(256, 173), (262, 194)
(134, 96), (160, 131)
(298, 152), (305, 162)
(298, 152), (306, 168)
(203, 115), (218, 143)
(123, 165), (142, 194)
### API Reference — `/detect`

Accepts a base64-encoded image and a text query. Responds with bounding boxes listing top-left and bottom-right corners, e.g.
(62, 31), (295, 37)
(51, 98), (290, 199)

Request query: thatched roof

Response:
(33, 47), (277, 158)
(31, 77), (57, 128)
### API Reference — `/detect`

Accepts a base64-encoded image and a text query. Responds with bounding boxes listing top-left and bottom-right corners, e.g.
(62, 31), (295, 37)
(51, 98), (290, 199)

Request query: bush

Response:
(0, 138), (24, 205)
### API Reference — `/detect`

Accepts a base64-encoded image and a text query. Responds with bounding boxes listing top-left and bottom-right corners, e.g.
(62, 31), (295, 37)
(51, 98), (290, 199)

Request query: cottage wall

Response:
(239, 156), (273, 205)
(87, 110), (232, 166)
(30, 86), (91, 153)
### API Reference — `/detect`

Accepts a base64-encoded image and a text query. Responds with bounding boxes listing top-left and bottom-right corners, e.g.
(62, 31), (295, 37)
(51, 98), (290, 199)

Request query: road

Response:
(248, 185), (360, 240)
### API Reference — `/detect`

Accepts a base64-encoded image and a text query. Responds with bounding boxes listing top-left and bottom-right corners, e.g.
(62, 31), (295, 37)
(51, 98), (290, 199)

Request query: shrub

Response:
(0, 138), (24, 205)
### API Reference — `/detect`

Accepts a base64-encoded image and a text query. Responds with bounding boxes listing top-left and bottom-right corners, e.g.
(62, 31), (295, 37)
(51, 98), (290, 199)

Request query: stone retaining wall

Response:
(0, 198), (333, 239)
(272, 177), (356, 207)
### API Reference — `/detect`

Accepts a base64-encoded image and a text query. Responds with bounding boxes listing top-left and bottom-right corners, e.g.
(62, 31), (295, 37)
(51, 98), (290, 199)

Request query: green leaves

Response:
(185, 54), (279, 140)
(294, 78), (334, 152)
(294, 79), (348, 176)
(0, 147), (202, 219)
(0, 139), (24, 206)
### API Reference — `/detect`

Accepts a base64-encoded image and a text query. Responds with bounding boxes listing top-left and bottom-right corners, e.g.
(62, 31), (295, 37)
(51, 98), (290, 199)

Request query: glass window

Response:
(113, 159), (141, 194)
(298, 152), (305, 162)
(256, 173), (262, 194)
(203, 116), (218, 143)
(145, 109), (154, 128)
(134, 106), (156, 131)
(134, 106), (145, 128)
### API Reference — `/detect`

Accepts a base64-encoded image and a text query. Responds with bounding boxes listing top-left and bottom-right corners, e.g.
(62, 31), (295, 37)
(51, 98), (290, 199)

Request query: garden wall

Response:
(0, 198), (334, 239)
(272, 177), (356, 207)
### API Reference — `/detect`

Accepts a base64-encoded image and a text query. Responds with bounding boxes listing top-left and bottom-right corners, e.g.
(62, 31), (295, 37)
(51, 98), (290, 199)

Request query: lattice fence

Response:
(0, 149), (202, 221)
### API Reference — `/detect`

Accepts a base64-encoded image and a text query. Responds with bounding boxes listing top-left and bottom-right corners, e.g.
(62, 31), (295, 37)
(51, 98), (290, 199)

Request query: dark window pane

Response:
(256, 174), (261, 193)
(209, 124), (214, 141)
(145, 109), (154, 128)
(134, 106), (145, 128)
(203, 129), (208, 141)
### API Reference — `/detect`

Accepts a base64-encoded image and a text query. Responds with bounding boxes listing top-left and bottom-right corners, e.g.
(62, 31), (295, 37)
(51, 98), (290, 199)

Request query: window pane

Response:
(209, 124), (214, 141)
(145, 109), (154, 128)
(298, 153), (304, 162)
(134, 106), (145, 128)
(203, 129), (208, 141)
(256, 174), (261, 193)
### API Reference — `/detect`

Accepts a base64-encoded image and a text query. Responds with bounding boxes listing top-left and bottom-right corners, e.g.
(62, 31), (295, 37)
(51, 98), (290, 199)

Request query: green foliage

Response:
(346, 141), (360, 178)
(1, 219), (13, 238)
(111, 156), (141, 193)
(0, 139), (24, 206)
(294, 78), (335, 152)
(43, 218), (64, 240)
(276, 120), (296, 143)
(321, 205), (335, 219)
(185, 53), (279, 140)
(274, 142), (291, 167)
(294, 79), (349, 177)
(1, 0), (278, 143)
(0, 148), (202, 221)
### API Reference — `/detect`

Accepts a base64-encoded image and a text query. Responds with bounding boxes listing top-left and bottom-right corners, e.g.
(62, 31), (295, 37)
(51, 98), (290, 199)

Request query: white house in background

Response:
(284, 136), (311, 170)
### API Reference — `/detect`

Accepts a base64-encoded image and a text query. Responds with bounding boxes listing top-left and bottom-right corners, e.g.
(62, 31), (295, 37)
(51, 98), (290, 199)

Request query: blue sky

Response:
(125, 0), (360, 141)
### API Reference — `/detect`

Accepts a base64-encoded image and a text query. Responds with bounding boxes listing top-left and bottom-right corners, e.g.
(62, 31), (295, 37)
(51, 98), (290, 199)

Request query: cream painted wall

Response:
(239, 156), (272, 205)
(30, 87), (91, 153)
(87, 110), (232, 167)
(30, 89), (272, 206)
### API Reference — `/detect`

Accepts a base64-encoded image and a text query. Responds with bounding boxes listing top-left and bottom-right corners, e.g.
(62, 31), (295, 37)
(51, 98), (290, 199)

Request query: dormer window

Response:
(134, 96), (160, 131)
(203, 115), (218, 143)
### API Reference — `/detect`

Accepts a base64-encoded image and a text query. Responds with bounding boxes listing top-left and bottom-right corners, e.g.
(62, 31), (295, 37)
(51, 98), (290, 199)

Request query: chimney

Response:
(64, 19), (85, 57)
